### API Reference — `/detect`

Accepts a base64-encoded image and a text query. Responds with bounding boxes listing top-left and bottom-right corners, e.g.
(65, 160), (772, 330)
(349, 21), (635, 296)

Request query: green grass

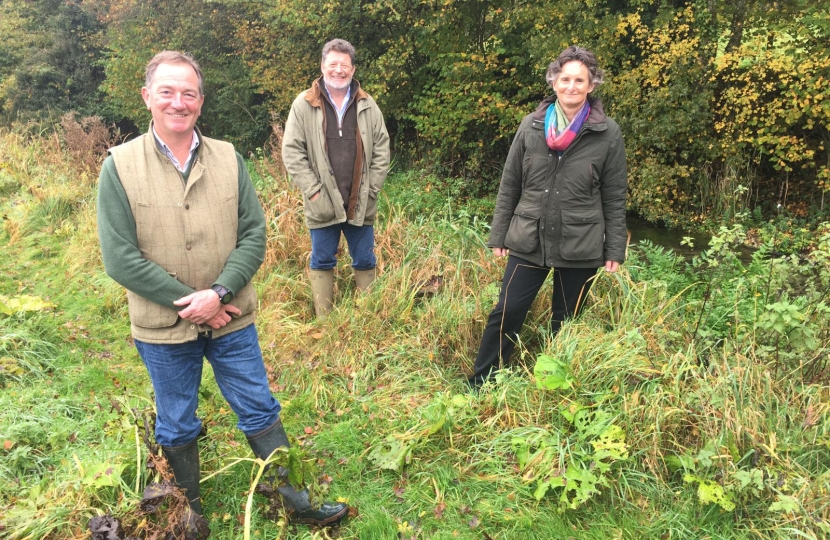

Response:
(1, 129), (830, 539)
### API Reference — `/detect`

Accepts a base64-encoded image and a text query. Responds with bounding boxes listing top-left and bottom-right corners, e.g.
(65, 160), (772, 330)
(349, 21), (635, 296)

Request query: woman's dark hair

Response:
(545, 46), (604, 87)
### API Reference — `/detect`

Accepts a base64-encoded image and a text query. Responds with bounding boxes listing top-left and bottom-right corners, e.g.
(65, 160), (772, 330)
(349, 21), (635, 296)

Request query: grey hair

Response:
(145, 51), (204, 95)
(545, 46), (604, 87)
(321, 39), (356, 65)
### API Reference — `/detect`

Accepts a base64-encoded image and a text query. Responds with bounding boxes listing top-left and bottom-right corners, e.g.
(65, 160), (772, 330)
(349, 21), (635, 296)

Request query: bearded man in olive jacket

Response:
(97, 51), (348, 534)
(283, 38), (390, 318)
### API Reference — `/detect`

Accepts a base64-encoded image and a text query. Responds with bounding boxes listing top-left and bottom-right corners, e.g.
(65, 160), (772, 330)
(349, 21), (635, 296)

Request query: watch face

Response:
(212, 285), (231, 304)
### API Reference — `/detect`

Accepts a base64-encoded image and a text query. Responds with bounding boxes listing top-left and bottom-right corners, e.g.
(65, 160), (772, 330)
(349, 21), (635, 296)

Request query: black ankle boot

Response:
(247, 419), (349, 527)
(291, 502), (350, 526)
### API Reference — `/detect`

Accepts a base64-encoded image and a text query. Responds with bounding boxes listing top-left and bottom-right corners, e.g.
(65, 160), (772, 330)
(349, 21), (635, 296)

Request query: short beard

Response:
(324, 76), (352, 91)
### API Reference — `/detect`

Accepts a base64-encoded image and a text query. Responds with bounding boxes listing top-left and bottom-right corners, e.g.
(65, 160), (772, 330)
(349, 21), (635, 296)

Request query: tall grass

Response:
(1, 123), (829, 539)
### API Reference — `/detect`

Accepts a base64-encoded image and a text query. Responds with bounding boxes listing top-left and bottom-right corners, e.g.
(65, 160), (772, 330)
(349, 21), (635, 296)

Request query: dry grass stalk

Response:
(59, 113), (120, 182)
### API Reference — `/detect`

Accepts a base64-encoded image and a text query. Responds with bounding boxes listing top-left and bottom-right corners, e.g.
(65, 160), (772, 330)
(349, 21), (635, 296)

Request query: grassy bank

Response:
(1, 125), (830, 539)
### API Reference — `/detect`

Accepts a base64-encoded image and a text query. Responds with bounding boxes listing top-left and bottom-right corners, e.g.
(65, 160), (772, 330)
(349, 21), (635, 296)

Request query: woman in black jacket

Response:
(468, 46), (628, 388)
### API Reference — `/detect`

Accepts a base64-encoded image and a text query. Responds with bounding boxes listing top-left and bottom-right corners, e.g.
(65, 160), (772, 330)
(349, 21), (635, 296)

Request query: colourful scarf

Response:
(545, 100), (590, 151)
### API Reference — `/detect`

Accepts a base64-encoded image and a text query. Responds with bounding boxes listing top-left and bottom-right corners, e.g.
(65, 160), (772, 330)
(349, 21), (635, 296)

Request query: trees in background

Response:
(0, 0), (104, 124)
(1, 0), (827, 226)
(98, 0), (271, 151)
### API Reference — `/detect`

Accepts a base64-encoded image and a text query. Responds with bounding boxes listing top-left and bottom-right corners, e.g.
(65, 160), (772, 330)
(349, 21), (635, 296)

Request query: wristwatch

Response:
(210, 284), (234, 305)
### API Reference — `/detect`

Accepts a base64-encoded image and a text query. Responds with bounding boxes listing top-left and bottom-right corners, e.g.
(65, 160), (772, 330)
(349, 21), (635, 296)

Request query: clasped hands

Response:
(174, 289), (241, 329)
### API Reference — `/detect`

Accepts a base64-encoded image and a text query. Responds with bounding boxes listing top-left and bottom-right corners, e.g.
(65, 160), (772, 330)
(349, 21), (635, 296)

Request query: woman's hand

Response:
(492, 247), (509, 257)
(604, 260), (620, 273)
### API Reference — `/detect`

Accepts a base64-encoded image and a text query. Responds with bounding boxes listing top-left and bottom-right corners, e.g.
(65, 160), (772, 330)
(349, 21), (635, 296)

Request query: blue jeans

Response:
(134, 324), (281, 447)
(310, 223), (376, 271)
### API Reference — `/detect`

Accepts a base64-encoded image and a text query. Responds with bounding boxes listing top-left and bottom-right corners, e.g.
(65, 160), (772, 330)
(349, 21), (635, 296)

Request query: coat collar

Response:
(304, 76), (369, 109)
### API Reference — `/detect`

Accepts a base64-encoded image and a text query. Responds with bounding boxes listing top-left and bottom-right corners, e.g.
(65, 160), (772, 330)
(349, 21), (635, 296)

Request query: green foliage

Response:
(0, 0), (105, 123)
(368, 393), (472, 473)
(382, 168), (496, 220)
(612, 6), (718, 223)
(533, 353), (574, 390)
(80, 462), (127, 489)
(100, 0), (271, 152)
(512, 405), (628, 509)
(683, 474), (736, 512)
(759, 300), (819, 350)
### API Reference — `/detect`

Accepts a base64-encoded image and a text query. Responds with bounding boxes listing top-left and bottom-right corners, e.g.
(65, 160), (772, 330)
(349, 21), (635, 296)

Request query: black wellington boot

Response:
(247, 418), (349, 527)
(162, 438), (211, 539)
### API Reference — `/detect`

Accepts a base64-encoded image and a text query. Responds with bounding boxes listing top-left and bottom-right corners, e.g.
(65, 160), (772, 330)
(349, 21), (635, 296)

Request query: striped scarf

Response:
(545, 100), (590, 151)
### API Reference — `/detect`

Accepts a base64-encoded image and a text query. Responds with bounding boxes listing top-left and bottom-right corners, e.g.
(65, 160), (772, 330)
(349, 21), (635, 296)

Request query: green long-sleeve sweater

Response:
(97, 151), (266, 309)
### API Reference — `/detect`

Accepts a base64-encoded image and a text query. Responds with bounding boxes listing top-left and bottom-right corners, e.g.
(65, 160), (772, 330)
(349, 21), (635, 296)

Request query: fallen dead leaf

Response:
(804, 404), (818, 428)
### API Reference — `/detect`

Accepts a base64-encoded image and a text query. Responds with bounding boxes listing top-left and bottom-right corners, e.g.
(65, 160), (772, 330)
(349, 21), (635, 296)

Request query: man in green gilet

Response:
(97, 51), (348, 535)
(283, 39), (390, 318)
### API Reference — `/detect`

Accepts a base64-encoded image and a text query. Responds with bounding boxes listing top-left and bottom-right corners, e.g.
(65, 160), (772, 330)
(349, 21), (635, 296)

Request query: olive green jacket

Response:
(489, 97), (628, 268)
(282, 77), (390, 229)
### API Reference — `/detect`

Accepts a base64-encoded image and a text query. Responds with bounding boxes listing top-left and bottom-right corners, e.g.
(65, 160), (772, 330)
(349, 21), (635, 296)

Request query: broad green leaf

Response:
(534, 354), (574, 390)
(733, 469), (764, 493)
(768, 494), (799, 513)
(684, 474), (735, 511)
(695, 443), (718, 468)
(512, 437), (530, 469)
(665, 453), (696, 472)
(533, 475), (565, 500)
(81, 462), (125, 488)
(560, 402), (586, 424)
(591, 425), (629, 461)
(450, 394), (468, 407)
(368, 435), (414, 472)
(0, 357), (25, 376)
(563, 464), (602, 509)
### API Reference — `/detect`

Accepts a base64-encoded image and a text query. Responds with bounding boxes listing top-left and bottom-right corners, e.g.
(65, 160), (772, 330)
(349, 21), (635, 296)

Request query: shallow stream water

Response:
(626, 214), (757, 262)
(626, 214), (709, 259)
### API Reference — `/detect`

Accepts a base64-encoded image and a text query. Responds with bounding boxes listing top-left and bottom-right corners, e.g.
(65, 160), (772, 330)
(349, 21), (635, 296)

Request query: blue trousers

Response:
(134, 324), (281, 447)
(310, 223), (376, 270)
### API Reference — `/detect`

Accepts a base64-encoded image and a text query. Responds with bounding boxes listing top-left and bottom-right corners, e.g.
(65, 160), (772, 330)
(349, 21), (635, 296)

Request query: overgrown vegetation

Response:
(1, 120), (829, 539)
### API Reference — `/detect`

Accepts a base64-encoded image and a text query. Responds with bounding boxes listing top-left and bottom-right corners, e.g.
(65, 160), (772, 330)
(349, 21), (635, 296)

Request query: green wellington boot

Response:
(309, 269), (334, 318)
(353, 268), (376, 291)
(247, 419), (348, 526)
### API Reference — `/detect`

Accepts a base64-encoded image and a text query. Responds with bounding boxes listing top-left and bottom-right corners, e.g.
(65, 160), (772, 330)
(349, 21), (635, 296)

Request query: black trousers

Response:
(468, 256), (598, 386)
